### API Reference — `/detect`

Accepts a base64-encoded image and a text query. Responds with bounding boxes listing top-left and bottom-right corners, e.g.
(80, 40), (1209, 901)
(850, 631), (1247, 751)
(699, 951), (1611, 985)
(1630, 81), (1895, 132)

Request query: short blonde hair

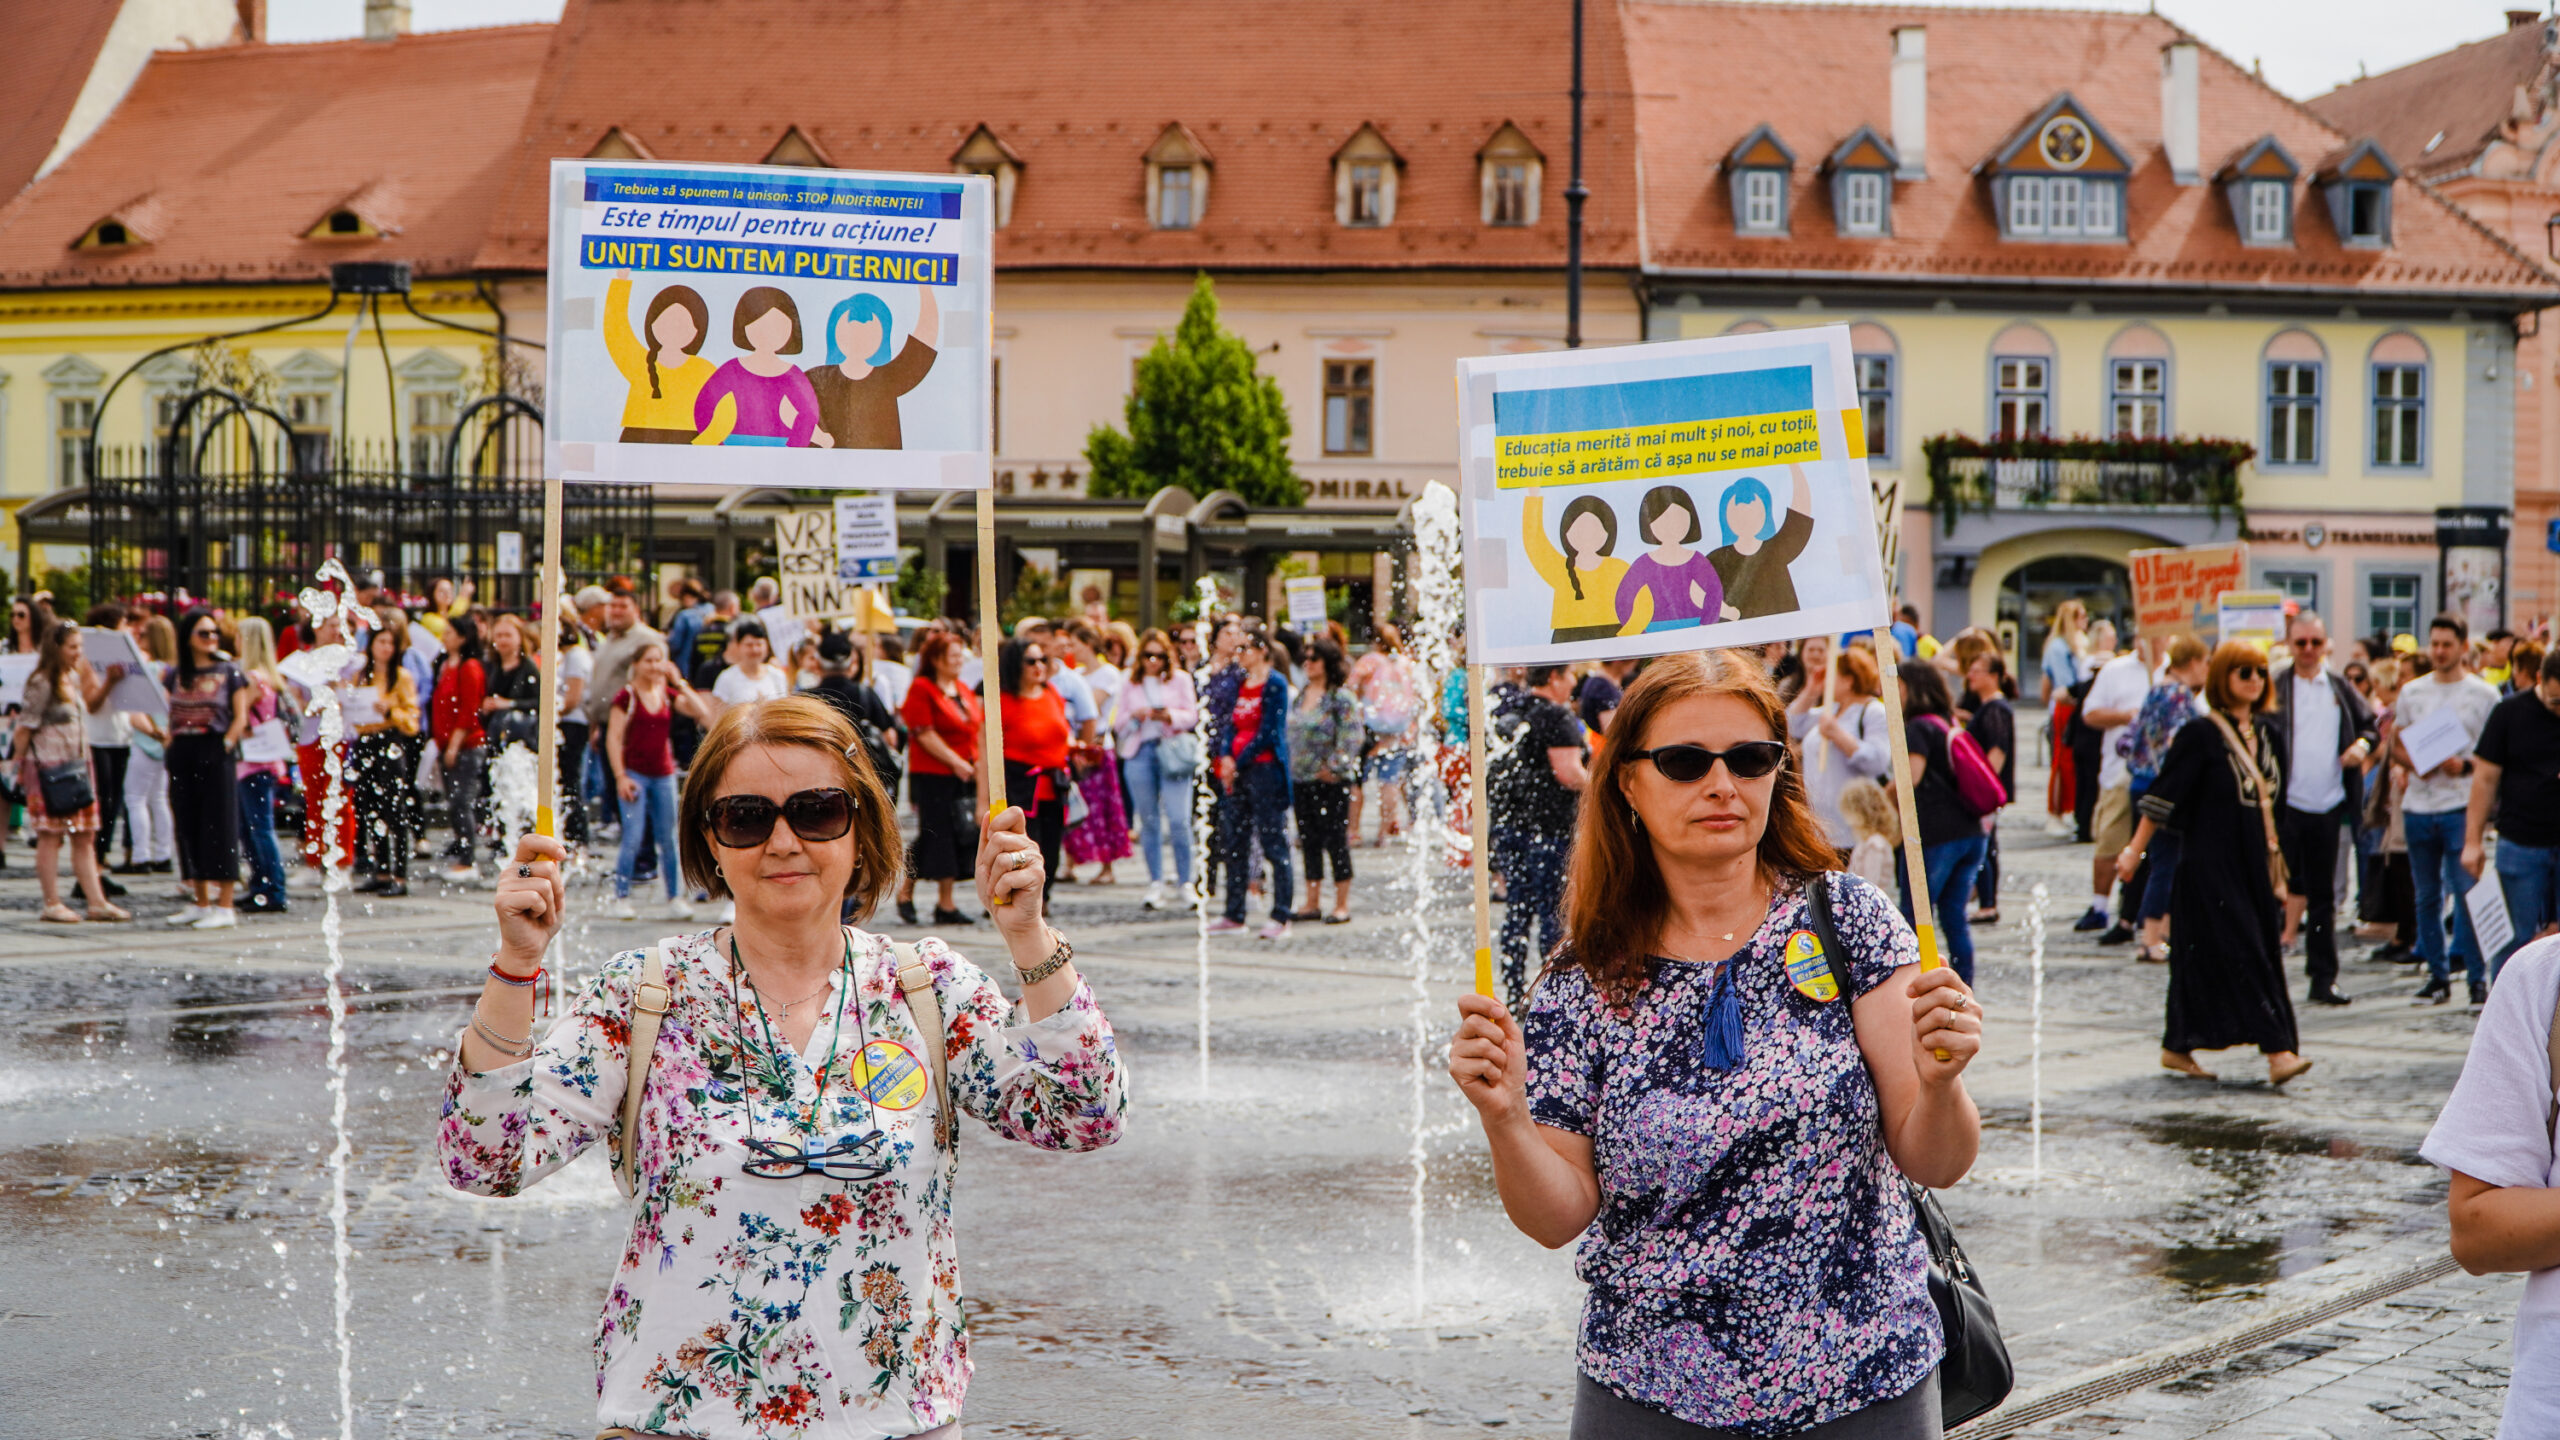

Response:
(679, 696), (904, 913)
(1838, 778), (1900, 847)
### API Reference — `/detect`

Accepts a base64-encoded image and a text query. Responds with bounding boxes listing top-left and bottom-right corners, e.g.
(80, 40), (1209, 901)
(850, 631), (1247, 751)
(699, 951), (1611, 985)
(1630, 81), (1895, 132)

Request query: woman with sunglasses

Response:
(1449, 650), (1980, 1439)
(997, 636), (1072, 905)
(164, 607), (251, 928)
(448, 695), (1125, 1440)
(1116, 627), (1198, 911)
(2114, 641), (2310, 1085)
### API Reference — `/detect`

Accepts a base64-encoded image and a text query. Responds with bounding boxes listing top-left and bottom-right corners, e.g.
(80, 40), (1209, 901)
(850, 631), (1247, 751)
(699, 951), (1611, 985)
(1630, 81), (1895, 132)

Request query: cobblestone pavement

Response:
(0, 729), (2531, 1437)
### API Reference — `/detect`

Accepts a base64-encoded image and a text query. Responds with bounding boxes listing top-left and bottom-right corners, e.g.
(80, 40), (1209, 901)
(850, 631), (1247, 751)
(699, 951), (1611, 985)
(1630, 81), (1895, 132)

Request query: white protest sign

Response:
(545, 160), (993, 491)
(2217, 588), (2288, 651)
(2400, 701), (2474, 780)
(757, 603), (807, 662)
(81, 627), (168, 716)
(2467, 862), (2517, 960)
(496, 531), (525, 575)
(776, 509), (857, 621)
(1454, 326), (1890, 665)
(1285, 576), (1328, 632)
(835, 495), (900, 581)
(0, 654), (34, 710)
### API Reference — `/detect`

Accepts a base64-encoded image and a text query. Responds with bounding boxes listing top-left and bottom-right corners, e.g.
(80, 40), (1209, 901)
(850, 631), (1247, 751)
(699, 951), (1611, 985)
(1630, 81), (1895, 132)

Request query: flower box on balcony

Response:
(1920, 433), (2253, 535)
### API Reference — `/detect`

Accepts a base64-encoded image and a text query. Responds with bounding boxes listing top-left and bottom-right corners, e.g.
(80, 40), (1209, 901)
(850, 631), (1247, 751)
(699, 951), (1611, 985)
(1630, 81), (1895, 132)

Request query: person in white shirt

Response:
(868, 631), (915, 715)
(2423, 933), (2560, 1439)
(2270, 613), (2376, 1006)
(2076, 643), (2153, 937)
(2396, 613), (2505, 1005)
(706, 618), (792, 716)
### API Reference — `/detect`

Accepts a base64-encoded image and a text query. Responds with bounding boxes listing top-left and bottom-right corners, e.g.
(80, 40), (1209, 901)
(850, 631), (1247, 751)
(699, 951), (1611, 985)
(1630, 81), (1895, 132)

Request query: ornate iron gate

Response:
(86, 385), (652, 614)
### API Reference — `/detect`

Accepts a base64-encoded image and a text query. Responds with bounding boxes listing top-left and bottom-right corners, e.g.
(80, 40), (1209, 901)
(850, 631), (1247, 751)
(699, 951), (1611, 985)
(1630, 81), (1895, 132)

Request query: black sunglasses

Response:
(741, 1131), (890, 1181)
(1626, 740), (1789, 783)
(706, 787), (856, 849)
(2233, 666), (2267, 681)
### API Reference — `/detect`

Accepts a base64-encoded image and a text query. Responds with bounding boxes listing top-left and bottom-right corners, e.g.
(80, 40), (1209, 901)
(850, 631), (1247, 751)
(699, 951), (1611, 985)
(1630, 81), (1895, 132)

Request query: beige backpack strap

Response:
(894, 941), (956, 1151)
(612, 945), (672, 1200)
(2546, 977), (2560, 1146)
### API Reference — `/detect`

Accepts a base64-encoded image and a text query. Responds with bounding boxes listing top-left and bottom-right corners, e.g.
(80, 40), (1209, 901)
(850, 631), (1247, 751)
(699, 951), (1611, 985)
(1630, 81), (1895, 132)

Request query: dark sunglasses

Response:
(706, 787), (855, 849)
(741, 1131), (890, 1182)
(2232, 666), (2267, 680)
(2289, 637), (2325, 648)
(1626, 740), (1789, 783)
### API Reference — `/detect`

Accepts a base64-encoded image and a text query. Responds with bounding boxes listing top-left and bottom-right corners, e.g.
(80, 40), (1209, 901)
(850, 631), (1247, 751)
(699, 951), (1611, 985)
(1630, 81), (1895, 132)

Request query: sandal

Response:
(2160, 1050), (2215, 1080)
(1289, 908), (1323, 922)
(38, 903), (82, 924)
(2137, 945), (2169, 964)
(1324, 910), (1352, 925)
(2268, 1056), (2314, 1087)
(86, 904), (133, 923)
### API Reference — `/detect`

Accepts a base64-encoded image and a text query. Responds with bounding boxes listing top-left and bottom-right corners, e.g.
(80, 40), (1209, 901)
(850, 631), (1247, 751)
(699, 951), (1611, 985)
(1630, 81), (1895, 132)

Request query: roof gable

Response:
(1824, 126), (1898, 175)
(1984, 93), (2132, 177)
(2305, 19), (2549, 180)
(2317, 138), (2400, 183)
(1725, 124), (1796, 171)
(2216, 135), (2299, 182)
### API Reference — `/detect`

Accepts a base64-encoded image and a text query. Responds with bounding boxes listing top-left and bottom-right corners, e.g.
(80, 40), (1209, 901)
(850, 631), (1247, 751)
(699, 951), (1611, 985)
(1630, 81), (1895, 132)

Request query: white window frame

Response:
(1855, 352), (1893, 460)
(2264, 360), (2320, 467)
(2109, 358), (2167, 439)
(1322, 357), (1375, 456)
(1156, 166), (1196, 229)
(1994, 356), (2050, 436)
(1488, 162), (1533, 225)
(54, 393), (96, 491)
(2082, 180), (2119, 237)
(2049, 177), (2084, 235)
(2009, 176), (2047, 235)
(1844, 172), (1884, 235)
(2371, 362), (2426, 469)
(1740, 170), (1785, 233)
(2247, 180), (2287, 242)
(2266, 570), (2319, 612)
(1347, 162), (1386, 227)
(2368, 572), (2420, 638)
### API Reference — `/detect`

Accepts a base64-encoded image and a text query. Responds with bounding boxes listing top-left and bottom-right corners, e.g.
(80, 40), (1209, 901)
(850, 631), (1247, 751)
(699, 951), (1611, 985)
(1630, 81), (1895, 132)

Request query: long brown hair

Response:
(640, 283), (709, 399)
(1560, 649), (1842, 1005)
(32, 620), (81, 707)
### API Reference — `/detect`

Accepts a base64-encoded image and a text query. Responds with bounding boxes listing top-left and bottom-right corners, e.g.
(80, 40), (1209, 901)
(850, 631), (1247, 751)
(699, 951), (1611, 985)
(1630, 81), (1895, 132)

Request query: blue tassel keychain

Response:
(1695, 960), (1747, 1071)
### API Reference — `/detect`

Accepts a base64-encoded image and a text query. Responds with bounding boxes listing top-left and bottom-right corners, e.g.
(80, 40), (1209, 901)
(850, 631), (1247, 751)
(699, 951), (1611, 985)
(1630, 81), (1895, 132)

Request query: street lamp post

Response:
(1566, 0), (1588, 350)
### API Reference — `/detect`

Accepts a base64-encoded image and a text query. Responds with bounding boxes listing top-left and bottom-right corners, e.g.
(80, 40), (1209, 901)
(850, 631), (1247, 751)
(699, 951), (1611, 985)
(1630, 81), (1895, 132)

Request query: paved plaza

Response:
(0, 751), (2526, 1438)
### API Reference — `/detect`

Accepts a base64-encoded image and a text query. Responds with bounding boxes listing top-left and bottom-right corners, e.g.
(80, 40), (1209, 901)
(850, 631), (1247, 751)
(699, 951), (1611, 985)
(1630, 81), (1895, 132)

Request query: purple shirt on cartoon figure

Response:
(1616, 551), (1724, 630)
(693, 362), (822, 446)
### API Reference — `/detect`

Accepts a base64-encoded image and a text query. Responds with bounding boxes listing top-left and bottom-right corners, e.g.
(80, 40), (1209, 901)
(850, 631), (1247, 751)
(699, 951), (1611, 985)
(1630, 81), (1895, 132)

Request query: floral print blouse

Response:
(1522, 873), (1942, 1436)
(438, 928), (1127, 1439)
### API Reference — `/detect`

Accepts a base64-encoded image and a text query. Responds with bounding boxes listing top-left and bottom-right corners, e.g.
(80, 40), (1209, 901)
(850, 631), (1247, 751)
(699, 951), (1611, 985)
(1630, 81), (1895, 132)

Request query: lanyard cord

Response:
(728, 930), (870, 1144)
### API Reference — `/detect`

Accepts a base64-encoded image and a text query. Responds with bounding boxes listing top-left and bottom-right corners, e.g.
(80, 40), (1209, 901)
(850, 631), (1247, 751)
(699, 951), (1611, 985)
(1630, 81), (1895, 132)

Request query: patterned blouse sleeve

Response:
(1523, 965), (1602, 1135)
(927, 938), (1127, 1152)
(1827, 872), (1923, 996)
(436, 950), (640, 1197)
(2137, 718), (2215, 828)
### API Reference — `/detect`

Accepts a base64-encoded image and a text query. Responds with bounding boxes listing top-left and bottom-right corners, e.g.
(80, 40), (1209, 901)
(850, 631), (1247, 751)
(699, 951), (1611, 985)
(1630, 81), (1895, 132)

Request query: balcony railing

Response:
(1920, 434), (2253, 535)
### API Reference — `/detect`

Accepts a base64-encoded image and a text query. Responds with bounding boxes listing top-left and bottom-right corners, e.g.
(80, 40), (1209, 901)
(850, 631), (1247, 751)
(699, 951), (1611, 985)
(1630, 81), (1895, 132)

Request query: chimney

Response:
(364, 0), (410, 40)
(2161, 40), (2200, 184)
(234, 0), (265, 42)
(1890, 26), (1927, 179)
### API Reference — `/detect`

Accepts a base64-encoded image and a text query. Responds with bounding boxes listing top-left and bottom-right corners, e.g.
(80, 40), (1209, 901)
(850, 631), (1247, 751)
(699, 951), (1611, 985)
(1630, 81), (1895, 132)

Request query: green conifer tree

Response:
(1083, 273), (1303, 506)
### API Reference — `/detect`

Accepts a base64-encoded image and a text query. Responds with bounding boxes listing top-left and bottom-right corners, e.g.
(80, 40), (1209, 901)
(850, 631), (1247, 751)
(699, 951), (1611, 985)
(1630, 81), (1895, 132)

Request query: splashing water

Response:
(2025, 881), (2049, 1186)
(1398, 480), (1465, 1322)
(488, 744), (545, 869)
(277, 559), (359, 1440)
(1189, 574), (1221, 1092)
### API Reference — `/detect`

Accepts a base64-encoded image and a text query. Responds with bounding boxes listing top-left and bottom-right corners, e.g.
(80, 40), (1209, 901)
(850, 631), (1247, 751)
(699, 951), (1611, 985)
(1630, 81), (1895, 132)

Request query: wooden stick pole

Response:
(1468, 662), (1495, 998)
(534, 476), (565, 845)
(975, 488), (1011, 901)
(1869, 626), (1947, 982)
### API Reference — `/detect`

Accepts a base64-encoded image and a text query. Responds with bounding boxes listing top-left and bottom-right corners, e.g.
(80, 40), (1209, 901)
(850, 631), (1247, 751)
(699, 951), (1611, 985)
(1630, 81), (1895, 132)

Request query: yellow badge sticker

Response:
(1784, 929), (1839, 1003)
(848, 1039), (928, 1112)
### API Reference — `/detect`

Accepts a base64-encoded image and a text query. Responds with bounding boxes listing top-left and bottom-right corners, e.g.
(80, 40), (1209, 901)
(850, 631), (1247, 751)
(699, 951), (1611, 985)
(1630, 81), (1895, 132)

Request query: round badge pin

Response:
(848, 1039), (929, 1111)
(1783, 929), (1839, 1003)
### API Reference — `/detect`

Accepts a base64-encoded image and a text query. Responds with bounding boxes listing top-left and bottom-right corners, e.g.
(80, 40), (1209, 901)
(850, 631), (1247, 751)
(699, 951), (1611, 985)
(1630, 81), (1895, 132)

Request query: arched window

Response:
(2369, 332), (2428, 470)
(2104, 324), (2171, 439)
(2262, 329), (2325, 468)
(1851, 321), (1897, 460)
(1988, 323), (2055, 437)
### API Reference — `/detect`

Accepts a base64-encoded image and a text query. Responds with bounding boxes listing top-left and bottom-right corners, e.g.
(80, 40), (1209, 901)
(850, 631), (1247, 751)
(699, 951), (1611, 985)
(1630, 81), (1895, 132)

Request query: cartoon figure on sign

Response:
(808, 286), (941, 451)
(1615, 485), (1735, 632)
(603, 273), (712, 444)
(1523, 491), (1644, 643)
(1707, 464), (1815, 620)
(693, 287), (828, 448)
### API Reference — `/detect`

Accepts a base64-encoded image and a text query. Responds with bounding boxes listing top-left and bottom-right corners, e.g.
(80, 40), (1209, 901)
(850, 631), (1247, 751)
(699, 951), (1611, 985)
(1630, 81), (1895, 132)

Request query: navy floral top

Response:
(1523, 873), (1942, 1436)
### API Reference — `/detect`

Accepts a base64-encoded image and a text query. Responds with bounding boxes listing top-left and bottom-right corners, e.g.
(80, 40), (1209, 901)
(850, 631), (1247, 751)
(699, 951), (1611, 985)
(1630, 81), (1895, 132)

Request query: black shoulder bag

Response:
(1805, 872), (2014, 1429)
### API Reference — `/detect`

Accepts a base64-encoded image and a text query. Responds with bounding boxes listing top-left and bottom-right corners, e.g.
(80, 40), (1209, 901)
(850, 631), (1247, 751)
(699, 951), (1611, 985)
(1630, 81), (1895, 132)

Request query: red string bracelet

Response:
(488, 960), (552, 1016)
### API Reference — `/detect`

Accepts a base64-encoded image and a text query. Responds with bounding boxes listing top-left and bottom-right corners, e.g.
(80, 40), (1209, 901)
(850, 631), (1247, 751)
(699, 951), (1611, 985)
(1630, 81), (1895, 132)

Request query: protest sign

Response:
(2466, 864), (2516, 961)
(2128, 542), (2247, 646)
(81, 627), (167, 716)
(0, 654), (33, 711)
(774, 509), (857, 622)
(1284, 576), (1328, 632)
(544, 159), (994, 492)
(2216, 589), (2289, 651)
(1454, 326), (1890, 667)
(835, 496), (900, 581)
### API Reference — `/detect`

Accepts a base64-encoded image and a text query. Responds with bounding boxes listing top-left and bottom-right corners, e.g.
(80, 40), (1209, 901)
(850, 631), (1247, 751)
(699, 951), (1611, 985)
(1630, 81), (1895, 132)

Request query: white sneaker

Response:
(191, 907), (238, 930)
(608, 896), (639, 920)
(665, 896), (696, 921)
(1142, 882), (1167, 911)
(718, 900), (736, 922)
(166, 906), (209, 926)
(1256, 920), (1292, 942)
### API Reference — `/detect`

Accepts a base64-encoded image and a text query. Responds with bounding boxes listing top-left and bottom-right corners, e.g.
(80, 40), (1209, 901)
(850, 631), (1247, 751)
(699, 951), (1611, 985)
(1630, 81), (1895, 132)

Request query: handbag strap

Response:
(2204, 711), (2288, 886)
(2545, 974), (2560, 1146)
(612, 944), (671, 1200)
(893, 940), (956, 1151)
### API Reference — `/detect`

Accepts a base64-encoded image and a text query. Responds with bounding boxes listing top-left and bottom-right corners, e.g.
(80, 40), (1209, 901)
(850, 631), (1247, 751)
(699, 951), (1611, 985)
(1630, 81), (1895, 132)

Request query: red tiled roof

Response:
(474, 0), (1642, 273)
(0, 0), (125, 201)
(2305, 18), (2549, 182)
(1626, 2), (2555, 301)
(0, 25), (552, 291)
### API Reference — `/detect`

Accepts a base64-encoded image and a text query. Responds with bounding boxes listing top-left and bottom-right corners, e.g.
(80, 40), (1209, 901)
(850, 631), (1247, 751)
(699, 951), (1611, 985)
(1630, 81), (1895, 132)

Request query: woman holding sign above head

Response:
(1523, 492), (1644, 643)
(603, 273), (713, 444)
(693, 287), (827, 448)
(1449, 649), (1981, 1439)
(809, 285), (939, 450)
(1708, 465), (1815, 621)
(1615, 486), (1737, 633)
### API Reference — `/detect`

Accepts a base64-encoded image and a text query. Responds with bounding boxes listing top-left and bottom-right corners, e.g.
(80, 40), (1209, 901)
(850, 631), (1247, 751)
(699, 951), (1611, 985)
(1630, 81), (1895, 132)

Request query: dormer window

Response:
(2316, 139), (2397, 248)
(951, 124), (1022, 229)
(1331, 124), (1403, 228)
(1144, 123), (1212, 231)
(762, 126), (831, 168)
(2215, 136), (2299, 247)
(84, 221), (131, 248)
(1986, 96), (2131, 242)
(73, 195), (163, 251)
(1823, 127), (1900, 237)
(586, 127), (654, 161)
(1478, 122), (1543, 227)
(1725, 126), (1796, 236)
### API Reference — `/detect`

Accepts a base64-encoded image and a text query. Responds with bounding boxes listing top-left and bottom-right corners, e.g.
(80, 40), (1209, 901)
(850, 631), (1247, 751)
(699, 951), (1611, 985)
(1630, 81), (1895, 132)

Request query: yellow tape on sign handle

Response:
(535, 805), (556, 840)
(1475, 946), (1494, 1000)
(1914, 924), (1951, 1062)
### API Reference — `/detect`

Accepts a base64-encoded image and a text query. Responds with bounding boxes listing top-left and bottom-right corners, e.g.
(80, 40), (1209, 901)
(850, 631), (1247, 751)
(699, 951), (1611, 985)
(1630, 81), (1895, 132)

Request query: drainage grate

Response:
(1965, 1250), (2465, 1437)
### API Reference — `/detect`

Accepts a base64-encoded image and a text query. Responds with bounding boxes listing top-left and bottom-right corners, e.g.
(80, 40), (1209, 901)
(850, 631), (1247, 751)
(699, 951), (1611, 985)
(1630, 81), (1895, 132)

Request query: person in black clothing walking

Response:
(1964, 652), (2016, 924)
(2267, 613), (2377, 1006)
(808, 630), (905, 791)
(1489, 664), (1589, 1007)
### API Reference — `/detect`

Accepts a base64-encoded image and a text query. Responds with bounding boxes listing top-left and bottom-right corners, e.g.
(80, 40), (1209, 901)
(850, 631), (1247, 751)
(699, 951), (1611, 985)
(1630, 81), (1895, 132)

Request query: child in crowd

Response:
(1839, 777), (1899, 895)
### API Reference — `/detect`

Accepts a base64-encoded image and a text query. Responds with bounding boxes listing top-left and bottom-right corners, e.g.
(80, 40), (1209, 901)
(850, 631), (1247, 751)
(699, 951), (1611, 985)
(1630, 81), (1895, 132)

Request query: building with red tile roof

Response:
(0, 0), (254, 204)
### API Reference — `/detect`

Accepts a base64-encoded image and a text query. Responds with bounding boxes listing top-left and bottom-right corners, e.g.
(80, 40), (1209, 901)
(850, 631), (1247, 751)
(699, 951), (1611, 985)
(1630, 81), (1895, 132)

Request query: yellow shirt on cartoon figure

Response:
(1522, 492), (1649, 644)
(603, 275), (723, 440)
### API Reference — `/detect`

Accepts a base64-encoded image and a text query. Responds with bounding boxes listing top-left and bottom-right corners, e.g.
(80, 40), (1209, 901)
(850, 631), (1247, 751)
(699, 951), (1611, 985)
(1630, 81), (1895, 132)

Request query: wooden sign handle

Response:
(975, 489), (1011, 903)
(1468, 663), (1495, 998)
(534, 476), (565, 851)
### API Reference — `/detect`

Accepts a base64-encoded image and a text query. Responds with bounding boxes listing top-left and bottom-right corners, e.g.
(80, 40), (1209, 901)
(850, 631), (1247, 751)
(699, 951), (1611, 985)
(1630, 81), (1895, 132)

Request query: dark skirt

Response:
(907, 770), (976, 881)
(166, 732), (241, 883)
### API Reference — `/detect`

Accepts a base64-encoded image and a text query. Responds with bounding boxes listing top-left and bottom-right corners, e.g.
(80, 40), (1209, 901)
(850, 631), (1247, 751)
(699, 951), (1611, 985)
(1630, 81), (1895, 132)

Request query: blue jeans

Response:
(1122, 741), (1194, 886)
(236, 771), (287, 909)
(2494, 838), (2560, 978)
(1222, 763), (1293, 924)
(1922, 832), (1990, 985)
(2405, 808), (2483, 988)
(1495, 826), (1569, 1008)
(615, 772), (681, 899)
(2137, 828), (2184, 925)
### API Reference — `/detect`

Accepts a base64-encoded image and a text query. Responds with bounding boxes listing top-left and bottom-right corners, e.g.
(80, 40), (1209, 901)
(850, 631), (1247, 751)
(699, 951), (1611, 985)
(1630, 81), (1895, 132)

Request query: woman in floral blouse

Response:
(442, 695), (1126, 1440)
(1448, 650), (1982, 1439)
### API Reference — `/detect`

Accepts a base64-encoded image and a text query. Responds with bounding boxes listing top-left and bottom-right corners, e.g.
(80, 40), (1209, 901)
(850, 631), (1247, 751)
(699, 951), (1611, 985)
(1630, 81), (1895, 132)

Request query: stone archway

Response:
(1970, 525), (2152, 697)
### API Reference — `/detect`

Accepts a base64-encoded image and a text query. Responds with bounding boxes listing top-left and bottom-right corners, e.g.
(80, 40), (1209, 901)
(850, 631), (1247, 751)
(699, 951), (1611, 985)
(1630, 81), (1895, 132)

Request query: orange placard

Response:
(2128, 542), (2248, 645)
